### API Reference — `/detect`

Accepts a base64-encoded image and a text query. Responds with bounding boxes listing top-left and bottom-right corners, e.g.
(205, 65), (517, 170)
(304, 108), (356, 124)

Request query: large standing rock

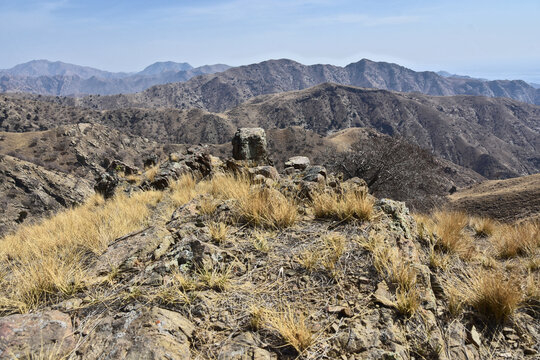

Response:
(0, 310), (76, 358)
(232, 128), (268, 162)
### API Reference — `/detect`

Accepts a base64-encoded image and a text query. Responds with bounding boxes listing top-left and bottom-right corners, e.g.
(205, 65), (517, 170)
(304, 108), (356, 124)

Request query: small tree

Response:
(325, 135), (448, 211)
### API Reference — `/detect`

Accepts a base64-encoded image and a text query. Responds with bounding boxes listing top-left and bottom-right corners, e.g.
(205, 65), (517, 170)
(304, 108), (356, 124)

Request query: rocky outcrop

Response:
(0, 147), (537, 359)
(0, 310), (76, 358)
(0, 154), (93, 236)
(232, 128), (268, 162)
(77, 306), (194, 359)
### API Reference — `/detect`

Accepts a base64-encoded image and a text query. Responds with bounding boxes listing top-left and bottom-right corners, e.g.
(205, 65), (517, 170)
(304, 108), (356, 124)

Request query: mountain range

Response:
(0, 60), (230, 96)
(2, 82), (538, 180)
(1, 59), (539, 106)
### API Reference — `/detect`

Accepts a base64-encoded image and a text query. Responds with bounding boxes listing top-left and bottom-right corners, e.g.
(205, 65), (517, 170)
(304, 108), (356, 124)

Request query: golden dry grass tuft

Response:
(250, 230), (271, 253)
(491, 221), (539, 259)
(144, 164), (160, 181)
(265, 306), (315, 354)
(204, 173), (252, 201)
(0, 191), (163, 313)
(470, 216), (499, 237)
(170, 174), (197, 206)
(432, 211), (473, 258)
(457, 270), (523, 324)
(207, 222), (229, 243)
(238, 187), (298, 228)
(312, 189), (374, 221)
(296, 249), (322, 272)
(196, 264), (232, 292)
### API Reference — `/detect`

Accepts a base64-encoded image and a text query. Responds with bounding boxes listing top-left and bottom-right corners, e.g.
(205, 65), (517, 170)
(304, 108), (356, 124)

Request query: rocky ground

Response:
(0, 130), (538, 359)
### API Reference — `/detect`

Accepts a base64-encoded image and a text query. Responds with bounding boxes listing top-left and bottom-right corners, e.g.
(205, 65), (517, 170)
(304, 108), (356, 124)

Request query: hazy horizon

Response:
(1, 0), (539, 83)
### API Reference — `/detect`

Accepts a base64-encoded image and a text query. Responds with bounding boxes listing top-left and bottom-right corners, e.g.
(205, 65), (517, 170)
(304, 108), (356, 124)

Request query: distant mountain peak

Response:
(139, 61), (193, 75)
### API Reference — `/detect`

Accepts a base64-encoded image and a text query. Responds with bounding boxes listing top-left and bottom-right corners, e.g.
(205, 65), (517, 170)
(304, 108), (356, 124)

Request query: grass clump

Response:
(250, 230), (271, 253)
(170, 174), (197, 206)
(144, 164), (160, 181)
(491, 221), (539, 259)
(0, 191), (163, 313)
(457, 270), (523, 324)
(238, 187), (298, 228)
(204, 173), (251, 201)
(196, 264), (232, 292)
(312, 190), (374, 221)
(470, 216), (499, 237)
(432, 211), (473, 258)
(265, 306), (315, 354)
(313, 191), (374, 220)
(207, 222), (230, 243)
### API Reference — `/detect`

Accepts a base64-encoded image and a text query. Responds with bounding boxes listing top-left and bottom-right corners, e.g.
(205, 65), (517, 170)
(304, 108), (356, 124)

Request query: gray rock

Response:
(94, 171), (119, 199)
(232, 128), (268, 162)
(218, 332), (275, 360)
(248, 166), (279, 180)
(78, 307), (194, 359)
(0, 310), (76, 358)
(285, 156), (310, 170)
(302, 165), (327, 183)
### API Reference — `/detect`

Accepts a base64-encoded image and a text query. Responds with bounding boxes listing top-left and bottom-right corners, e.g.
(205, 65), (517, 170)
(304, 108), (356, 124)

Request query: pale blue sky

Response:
(1, 0), (539, 82)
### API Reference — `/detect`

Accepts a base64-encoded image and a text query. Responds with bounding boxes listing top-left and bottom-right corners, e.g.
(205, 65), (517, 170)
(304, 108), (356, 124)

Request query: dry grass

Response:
(250, 230), (271, 253)
(249, 304), (267, 330)
(207, 222), (229, 243)
(238, 187), (298, 228)
(170, 174), (197, 206)
(265, 306), (315, 354)
(312, 189), (374, 221)
(0, 191), (163, 313)
(361, 232), (420, 316)
(198, 197), (218, 216)
(491, 221), (539, 259)
(144, 164), (160, 181)
(457, 270), (523, 324)
(395, 287), (420, 317)
(197, 264), (232, 292)
(204, 173), (251, 201)
(432, 211), (473, 258)
(470, 216), (499, 237)
(296, 249), (322, 272)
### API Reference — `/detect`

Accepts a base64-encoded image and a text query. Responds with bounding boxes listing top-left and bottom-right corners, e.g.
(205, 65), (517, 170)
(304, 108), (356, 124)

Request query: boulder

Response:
(94, 172), (119, 199)
(106, 159), (139, 176)
(284, 156), (310, 170)
(142, 148), (213, 191)
(0, 310), (76, 358)
(302, 165), (327, 183)
(232, 128), (268, 162)
(248, 166), (279, 180)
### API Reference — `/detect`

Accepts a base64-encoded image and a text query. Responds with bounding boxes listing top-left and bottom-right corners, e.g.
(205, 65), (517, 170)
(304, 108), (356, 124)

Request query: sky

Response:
(0, 0), (539, 82)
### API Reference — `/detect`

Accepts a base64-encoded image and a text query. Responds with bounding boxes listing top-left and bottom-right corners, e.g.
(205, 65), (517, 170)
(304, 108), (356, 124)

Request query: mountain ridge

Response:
(1, 82), (538, 180)
(1, 59), (538, 105)
(0, 60), (231, 96)
(49, 58), (539, 111)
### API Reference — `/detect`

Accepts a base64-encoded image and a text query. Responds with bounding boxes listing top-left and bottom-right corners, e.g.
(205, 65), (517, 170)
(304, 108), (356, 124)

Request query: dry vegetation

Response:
(0, 169), (539, 358)
(416, 210), (540, 325)
(312, 189), (374, 221)
(0, 190), (164, 313)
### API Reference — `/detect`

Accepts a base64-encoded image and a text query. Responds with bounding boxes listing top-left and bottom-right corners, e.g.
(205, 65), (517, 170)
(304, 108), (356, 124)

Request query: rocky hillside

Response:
(5, 81), (538, 179)
(226, 84), (540, 179)
(0, 154), (93, 236)
(448, 173), (540, 223)
(40, 58), (540, 111)
(0, 142), (537, 359)
(0, 60), (230, 96)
